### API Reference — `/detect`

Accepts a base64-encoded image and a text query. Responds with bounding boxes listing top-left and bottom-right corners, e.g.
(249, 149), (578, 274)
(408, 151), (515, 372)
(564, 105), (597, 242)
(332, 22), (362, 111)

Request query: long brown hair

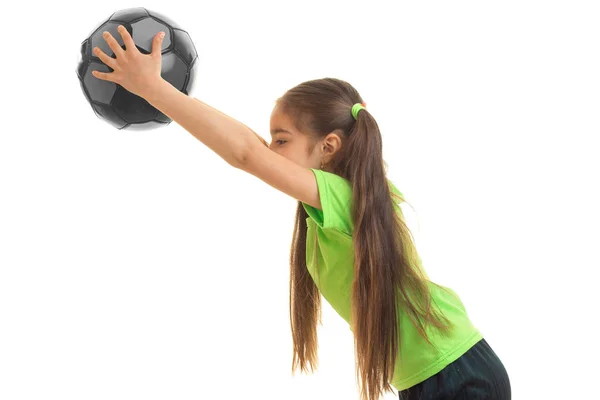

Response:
(283, 78), (453, 400)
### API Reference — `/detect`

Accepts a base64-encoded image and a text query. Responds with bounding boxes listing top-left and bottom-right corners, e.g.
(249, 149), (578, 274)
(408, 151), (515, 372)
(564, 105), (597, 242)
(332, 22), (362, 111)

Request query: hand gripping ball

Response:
(76, 8), (199, 130)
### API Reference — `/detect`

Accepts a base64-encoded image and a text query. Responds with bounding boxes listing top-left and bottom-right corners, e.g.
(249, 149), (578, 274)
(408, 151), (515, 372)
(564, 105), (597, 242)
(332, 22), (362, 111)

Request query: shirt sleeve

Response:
(302, 168), (354, 234)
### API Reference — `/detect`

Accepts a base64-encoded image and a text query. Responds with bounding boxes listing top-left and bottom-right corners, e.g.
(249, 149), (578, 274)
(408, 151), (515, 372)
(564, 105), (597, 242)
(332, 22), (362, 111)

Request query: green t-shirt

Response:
(301, 169), (483, 391)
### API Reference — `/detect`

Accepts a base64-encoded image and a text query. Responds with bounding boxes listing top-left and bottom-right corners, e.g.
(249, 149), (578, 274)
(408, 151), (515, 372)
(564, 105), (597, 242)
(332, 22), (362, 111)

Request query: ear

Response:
(322, 130), (343, 163)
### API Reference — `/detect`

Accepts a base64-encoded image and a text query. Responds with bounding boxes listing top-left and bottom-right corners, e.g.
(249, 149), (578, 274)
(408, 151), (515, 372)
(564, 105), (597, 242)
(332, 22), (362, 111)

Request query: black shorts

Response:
(399, 338), (511, 399)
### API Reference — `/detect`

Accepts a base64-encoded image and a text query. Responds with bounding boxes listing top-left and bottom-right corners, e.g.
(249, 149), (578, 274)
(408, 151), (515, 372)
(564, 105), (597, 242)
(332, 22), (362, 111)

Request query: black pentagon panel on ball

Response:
(131, 17), (171, 54)
(146, 9), (182, 30)
(172, 29), (197, 66)
(91, 103), (128, 129)
(109, 7), (149, 23)
(76, 54), (88, 80)
(84, 61), (117, 104)
(155, 111), (172, 123)
(110, 87), (158, 123)
(161, 53), (189, 92)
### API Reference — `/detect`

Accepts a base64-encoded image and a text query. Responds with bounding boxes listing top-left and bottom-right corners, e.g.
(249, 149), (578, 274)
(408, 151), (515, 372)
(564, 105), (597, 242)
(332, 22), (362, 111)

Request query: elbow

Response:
(230, 129), (268, 170)
(230, 143), (252, 170)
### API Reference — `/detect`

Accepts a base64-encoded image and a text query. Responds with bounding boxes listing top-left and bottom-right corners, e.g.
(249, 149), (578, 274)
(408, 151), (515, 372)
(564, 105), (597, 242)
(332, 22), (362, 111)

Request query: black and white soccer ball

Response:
(76, 7), (199, 130)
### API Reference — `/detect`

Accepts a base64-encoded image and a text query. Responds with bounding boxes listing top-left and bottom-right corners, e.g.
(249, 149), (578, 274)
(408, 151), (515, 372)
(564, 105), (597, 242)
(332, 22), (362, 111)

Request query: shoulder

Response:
(302, 169), (353, 232)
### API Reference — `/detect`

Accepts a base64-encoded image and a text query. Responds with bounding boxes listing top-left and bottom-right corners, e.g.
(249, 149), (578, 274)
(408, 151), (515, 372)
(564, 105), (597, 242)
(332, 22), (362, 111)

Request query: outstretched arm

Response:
(146, 81), (319, 209)
(192, 98), (269, 148)
(92, 27), (318, 207)
(145, 80), (263, 166)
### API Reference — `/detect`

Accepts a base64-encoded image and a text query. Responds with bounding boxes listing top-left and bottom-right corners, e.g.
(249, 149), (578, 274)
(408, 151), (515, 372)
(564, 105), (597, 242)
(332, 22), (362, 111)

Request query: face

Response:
(269, 104), (323, 169)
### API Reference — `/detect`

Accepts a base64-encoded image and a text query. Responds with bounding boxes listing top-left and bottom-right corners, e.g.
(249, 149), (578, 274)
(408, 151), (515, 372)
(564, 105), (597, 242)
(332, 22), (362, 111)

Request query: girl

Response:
(92, 27), (511, 400)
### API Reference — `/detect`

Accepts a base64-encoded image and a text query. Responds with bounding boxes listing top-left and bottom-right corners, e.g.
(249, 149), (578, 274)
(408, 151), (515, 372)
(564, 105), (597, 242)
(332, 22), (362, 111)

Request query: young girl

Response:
(92, 27), (511, 400)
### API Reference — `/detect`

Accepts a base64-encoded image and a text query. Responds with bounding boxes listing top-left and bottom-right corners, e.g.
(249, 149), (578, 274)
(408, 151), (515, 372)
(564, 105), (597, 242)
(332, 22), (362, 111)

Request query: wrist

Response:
(143, 78), (171, 103)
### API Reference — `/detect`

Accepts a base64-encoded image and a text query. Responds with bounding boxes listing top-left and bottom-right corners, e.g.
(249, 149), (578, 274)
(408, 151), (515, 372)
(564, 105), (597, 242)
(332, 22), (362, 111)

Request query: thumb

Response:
(153, 31), (165, 57)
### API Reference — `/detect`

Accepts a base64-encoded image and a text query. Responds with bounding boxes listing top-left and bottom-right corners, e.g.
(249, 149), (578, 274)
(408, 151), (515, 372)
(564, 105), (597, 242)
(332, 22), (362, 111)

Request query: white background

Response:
(1, 1), (598, 399)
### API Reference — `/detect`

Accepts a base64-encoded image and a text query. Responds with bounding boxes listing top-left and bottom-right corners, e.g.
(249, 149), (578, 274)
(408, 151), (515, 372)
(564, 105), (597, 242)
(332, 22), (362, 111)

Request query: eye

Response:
(275, 140), (287, 145)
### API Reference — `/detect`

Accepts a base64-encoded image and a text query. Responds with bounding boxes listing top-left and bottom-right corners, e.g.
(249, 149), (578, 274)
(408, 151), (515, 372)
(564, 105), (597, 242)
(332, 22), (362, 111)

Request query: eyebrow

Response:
(270, 128), (292, 136)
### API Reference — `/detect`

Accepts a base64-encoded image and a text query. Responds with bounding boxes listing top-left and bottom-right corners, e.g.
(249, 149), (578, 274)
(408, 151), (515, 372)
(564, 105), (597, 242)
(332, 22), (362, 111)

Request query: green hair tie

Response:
(351, 102), (366, 120)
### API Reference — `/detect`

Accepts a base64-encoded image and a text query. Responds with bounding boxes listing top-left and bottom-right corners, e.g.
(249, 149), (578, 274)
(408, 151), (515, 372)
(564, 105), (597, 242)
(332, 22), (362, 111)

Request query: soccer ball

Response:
(76, 7), (199, 130)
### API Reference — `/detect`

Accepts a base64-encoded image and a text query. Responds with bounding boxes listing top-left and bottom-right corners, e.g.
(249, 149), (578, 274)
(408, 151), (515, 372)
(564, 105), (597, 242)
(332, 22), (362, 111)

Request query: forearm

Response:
(144, 79), (266, 165)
